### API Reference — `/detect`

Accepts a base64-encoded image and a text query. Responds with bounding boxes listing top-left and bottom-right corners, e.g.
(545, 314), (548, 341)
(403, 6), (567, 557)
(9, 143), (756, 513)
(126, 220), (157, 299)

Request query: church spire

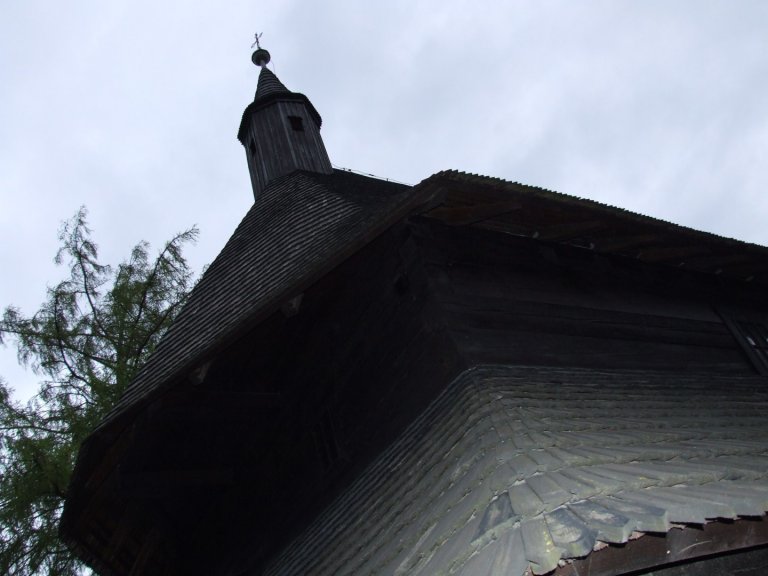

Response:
(251, 46), (290, 99)
(238, 38), (332, 201)
(255, 66), (290, 100)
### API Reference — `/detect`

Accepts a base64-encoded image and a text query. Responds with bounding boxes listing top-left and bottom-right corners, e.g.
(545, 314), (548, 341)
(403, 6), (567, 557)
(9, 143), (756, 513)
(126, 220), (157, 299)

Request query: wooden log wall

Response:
(95, 214), (767, 575)
(117, 222), (463, 575)
(412, 218), (763, 374)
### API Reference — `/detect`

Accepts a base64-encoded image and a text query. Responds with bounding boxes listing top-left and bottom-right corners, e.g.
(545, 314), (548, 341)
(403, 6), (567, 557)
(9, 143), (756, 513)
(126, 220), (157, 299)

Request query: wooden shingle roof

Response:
(95, 168), (768, 434)
(421, 170), (768, 284)
(97, 169), (427, 430)
(254, 66), (290, 100)
(263, 366), (768, 575)
(238, 66), (323, 140)
(63, 166), (768, 574)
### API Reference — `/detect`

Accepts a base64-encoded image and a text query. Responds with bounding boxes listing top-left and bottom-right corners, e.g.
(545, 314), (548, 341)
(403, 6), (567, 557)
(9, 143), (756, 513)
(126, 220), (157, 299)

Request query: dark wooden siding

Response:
(115, 223), (464, 575)
(63, 206), (768, 575)
(413, 218), (760, 373)
(243, 99), (332, 198)
(208, 223), (464, 574)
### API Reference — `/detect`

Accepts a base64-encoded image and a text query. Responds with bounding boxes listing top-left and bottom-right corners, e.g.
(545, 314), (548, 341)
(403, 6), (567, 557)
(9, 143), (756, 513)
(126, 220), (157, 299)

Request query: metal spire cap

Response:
(252, 48), (271, 68)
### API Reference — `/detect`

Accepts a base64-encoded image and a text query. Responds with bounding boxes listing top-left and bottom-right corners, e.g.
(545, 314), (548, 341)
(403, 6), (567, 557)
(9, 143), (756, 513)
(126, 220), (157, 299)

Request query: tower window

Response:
(288, 115), (304, 132)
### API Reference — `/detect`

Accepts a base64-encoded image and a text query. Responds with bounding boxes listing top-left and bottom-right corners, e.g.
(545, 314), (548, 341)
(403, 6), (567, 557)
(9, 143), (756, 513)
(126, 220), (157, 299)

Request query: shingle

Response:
(583, 445), (640, 464)
(489, 527), (529, 576)
(475, 491), (517, 539)
(457, 543), (499, 576)
(527, 430), (559, 447)
(528, 448), (566, 471)
(254, 67), (290, 100)
(591, 495), (669, 533)
(545, 507), (597, 558)
(506, 453), (540, 481)
(527, 473), (573, 509)
(584, 464), (659, 490)
(558, 467), (621, 495)
(521, 517), (561, 574)
(490, 418), (516, 442)
(508, 481), (547, 517)
(510, 430), (540, 450)
(600, 462), (707, 487)
(710, 455), (768, 478)
(99, 170), (419, 428)
(421, 511), (482, 575)
(260, 367), (768, 576)
(645, 486), (739, 520)
(562, 445), (623, 465)
(616, 489), (711, 525)
(672, 484), (763, 517)
(721, 481), (768, 509)
(545, 445), (594, 467)
(548, 471), (602, 500)
(567, 501), (634, 544)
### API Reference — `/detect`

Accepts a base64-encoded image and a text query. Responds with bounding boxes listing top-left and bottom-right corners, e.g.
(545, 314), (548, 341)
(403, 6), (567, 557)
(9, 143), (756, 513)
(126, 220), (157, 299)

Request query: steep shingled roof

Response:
(96, 169), (426, 430)
(421, 170), (768, 284)
(238, 66), (323, 139)
(97, 168), (768, 432)
(63, 167), (768, 574)
(263, 366), (768, 576)
(254, 66), (290, 100)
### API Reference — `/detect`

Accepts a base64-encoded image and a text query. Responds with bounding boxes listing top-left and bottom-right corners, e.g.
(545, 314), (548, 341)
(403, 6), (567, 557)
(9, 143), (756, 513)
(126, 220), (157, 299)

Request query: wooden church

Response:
(61, 45), (768, 576)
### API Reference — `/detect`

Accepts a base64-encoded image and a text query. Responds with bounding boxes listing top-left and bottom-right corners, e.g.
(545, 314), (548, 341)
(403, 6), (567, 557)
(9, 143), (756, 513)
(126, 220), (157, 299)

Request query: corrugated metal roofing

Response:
(263, 366), (768, 576)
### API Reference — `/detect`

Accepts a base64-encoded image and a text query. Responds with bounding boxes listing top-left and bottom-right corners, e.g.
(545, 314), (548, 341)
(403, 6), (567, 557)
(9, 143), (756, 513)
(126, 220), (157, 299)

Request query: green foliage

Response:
(0, 208), (197, 575)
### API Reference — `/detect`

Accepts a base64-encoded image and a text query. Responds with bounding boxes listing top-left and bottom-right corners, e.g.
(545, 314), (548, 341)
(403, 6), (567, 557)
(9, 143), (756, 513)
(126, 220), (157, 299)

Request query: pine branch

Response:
(0, 207), (196, 575)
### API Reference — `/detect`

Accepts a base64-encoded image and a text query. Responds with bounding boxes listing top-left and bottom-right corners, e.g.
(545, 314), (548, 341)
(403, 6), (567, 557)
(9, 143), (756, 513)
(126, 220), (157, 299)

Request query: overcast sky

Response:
(2, 1), (767, 400)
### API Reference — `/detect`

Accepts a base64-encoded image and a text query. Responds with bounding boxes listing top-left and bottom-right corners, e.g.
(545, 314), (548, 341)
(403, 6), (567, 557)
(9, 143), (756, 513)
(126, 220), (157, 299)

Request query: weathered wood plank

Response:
(554, 519), (768, 576)
(439, 298), (737, 349)
(452, 327), (750, 372)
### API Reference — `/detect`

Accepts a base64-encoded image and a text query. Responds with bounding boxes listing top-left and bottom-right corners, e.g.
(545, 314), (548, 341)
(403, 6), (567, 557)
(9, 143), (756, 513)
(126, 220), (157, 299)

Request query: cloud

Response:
(2, 0), (767, 399)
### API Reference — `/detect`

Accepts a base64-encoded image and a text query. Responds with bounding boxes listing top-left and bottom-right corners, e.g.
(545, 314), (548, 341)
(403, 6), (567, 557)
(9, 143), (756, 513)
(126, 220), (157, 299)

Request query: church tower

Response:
(237, 45), (333, 200)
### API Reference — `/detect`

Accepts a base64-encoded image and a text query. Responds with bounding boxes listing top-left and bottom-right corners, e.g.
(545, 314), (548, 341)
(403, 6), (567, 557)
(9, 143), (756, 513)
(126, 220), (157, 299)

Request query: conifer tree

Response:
(0, 208), (197, 575)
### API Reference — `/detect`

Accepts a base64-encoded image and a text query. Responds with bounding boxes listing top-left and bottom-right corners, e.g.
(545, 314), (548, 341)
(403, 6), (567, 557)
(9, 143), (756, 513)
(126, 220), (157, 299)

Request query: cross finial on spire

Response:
(251, 32), (271, 68)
